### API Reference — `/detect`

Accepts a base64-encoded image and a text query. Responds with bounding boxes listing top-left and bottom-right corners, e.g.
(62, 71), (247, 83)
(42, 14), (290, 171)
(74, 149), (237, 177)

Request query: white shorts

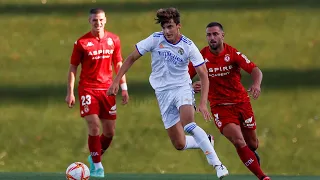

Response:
(155, 84), (195, 129)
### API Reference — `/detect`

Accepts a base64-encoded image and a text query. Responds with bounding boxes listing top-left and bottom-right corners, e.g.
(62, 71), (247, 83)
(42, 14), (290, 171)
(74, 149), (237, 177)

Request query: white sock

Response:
(184, 122), (222, 166)
(183, 135), (200, 149)
(94, 162), (103, 170)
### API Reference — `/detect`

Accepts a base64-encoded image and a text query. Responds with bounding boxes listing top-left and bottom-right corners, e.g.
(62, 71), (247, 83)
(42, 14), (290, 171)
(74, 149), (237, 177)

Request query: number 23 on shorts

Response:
(81, 95), (92, 106)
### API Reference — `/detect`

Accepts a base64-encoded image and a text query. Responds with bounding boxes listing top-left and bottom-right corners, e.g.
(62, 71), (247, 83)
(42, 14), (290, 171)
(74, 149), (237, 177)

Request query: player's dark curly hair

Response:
(155, 7), (180, 27)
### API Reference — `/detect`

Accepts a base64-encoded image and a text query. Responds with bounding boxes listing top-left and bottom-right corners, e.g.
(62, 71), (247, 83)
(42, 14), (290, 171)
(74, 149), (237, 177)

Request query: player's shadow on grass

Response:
(0, 81), (154, 104)
(0, 0), (319, 15)
(241, 68), (320, 90)
(0, 68), (319, 103)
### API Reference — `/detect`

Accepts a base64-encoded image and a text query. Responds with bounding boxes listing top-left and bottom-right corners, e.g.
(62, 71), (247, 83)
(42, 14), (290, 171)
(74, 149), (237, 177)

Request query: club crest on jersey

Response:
(178, 48), (184, 55)
(107, 38), (113, 46)
(84, 105), (89, 113)
(224, 54), (230, 62)
(159, 43), (164, 48)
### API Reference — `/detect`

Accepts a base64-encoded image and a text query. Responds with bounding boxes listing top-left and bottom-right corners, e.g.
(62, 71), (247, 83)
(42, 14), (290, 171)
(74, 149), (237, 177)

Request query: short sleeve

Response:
(70, 40), (83, 66)
(135, 34), (156, 56)
(234, 50), (257, 74)
(189, 43), (205, 67)
(112, 36), (123, 64)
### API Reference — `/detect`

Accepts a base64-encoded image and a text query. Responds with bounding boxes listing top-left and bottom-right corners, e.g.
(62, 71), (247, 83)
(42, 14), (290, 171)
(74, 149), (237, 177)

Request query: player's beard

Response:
(209, 41), (221, 50)
(209, 44), (218, 50)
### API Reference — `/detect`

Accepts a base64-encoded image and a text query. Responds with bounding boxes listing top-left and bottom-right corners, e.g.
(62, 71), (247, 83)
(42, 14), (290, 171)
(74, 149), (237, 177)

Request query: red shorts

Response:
(211, 102), (256, 133)
(78, 88), (116, 120)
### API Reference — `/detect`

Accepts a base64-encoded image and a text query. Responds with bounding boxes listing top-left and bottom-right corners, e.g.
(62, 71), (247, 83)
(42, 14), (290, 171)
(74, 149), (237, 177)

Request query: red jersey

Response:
(189, 43), (256, 107)
(71, 31), (122, 89)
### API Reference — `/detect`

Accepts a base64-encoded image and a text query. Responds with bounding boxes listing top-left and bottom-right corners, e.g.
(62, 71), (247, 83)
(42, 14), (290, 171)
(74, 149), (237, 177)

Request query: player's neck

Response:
(209, 45), (224, 55)
(170, 34), (182, 44)
(91, 30), (105, 40)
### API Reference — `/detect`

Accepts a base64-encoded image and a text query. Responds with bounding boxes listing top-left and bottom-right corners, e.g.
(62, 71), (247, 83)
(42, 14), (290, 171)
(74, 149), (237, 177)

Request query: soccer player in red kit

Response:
(188, 22), (270, 180)
(65, 8), (129, 178)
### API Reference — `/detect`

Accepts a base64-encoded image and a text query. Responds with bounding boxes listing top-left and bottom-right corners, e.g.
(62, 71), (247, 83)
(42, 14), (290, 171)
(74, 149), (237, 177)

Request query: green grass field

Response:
(0, 173), (319, 180)
(1, 0), (320, 179)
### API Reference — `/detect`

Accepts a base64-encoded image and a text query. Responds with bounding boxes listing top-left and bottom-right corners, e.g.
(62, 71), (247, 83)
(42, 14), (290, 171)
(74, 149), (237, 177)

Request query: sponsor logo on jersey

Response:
(88, 49), (114, 56)
(208, 65), (233, 73)
(208, 65), (233, 77)
(158, 50), (184, 65)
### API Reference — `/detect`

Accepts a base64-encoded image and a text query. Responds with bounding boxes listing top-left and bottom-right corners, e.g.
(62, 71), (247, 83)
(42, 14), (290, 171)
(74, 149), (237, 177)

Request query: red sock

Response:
(100, 134), (113, 155)
(237, 145), (266, 179)
(88, 135), (101, 163)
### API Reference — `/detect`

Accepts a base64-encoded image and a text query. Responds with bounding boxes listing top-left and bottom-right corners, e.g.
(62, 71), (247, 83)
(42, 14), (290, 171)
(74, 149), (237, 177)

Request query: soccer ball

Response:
(66, 162), (90, 180)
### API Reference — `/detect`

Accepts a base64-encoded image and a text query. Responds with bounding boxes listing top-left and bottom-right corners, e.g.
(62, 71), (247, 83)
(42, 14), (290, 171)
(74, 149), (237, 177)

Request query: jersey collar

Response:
(89, 30), (108, 41)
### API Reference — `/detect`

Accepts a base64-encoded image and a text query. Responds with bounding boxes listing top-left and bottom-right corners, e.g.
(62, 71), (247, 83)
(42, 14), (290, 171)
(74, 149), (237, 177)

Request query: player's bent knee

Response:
(102, 131), (115, 138)
(88, 126), (100, 136)
(173, 142), (185, 151)
(169, 136), (186, 150)
(232, 137), (247, 149)
(85, 119), (100, 135)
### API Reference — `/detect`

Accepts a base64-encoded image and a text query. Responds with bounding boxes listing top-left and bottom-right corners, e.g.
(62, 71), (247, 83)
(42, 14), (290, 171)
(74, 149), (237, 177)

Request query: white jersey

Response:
(135, 32), (204, 92)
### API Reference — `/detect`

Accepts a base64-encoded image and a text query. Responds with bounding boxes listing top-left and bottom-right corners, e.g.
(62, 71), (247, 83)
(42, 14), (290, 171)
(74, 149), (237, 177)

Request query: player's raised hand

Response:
(196, 102), (213, 122)
(192, 81), (201, 93)
(248, 84), (261, 100)
(65, 94), (75, 108)
(107, 82), (119, 96)
(121, 90), (129, 105)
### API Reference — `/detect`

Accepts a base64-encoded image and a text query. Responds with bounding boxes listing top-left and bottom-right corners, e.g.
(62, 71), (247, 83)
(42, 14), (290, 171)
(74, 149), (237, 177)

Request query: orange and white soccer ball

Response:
(66, 162), (90, 180)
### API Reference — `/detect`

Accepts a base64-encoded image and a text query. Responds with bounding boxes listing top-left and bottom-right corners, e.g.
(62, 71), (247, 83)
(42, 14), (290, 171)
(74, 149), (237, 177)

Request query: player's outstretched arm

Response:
(194, 64), (212, 121)
(107, 49), (142, 96)
(65, 64), (78, 108)
(248, 67), (263, 99)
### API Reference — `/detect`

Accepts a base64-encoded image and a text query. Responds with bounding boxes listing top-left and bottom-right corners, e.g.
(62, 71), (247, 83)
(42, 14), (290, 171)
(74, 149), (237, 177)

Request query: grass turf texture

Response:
(0, 0), (320, 178)
(0, 173), (319, 180)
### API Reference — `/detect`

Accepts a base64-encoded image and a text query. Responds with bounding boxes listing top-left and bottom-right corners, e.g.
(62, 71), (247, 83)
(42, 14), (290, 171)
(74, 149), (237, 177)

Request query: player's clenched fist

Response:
(107, 83), (119, 96)
(65, 94), (75, 108)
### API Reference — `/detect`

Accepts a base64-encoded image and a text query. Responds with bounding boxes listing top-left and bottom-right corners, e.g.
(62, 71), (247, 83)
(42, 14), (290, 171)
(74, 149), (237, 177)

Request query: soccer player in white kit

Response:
(108, 7), (229, 178)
